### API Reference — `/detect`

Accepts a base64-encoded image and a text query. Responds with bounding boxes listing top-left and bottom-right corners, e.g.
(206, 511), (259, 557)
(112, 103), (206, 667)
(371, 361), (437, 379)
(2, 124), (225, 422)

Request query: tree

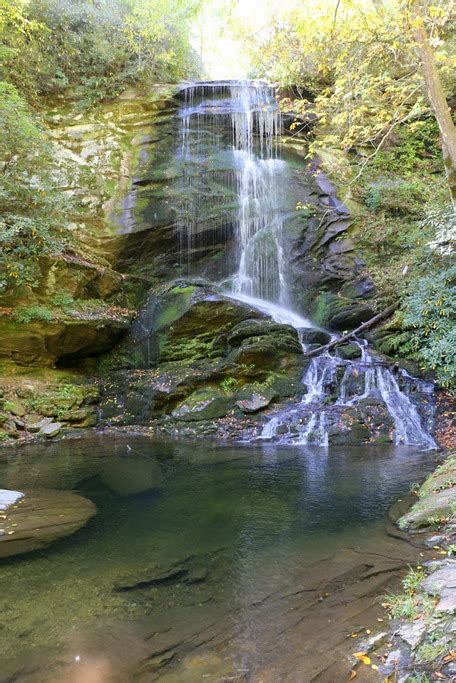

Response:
(409, 0), (456, 204)
(241, 0), (455, 197)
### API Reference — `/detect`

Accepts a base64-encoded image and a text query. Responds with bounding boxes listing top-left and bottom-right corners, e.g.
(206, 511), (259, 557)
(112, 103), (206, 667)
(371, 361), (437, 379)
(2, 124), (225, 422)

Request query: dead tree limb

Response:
(306, 302), (399, 358)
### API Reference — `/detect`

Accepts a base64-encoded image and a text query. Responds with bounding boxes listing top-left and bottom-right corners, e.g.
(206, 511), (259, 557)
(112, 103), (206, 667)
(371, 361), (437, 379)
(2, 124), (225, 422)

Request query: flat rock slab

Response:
(0, 488), (96, 559)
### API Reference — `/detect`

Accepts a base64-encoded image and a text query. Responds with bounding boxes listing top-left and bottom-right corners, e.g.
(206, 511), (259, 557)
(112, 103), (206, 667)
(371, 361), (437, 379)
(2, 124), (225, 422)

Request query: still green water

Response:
(0, 435), (434, 682)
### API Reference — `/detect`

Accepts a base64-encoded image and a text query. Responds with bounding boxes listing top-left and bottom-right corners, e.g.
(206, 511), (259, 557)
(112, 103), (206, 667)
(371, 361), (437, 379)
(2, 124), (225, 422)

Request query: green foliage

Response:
(14, 304), (55, 323)
(402, 566), (426, 594)
(1, 0), (201, 106)
(51, 292), (75, 311)
(370, 120), (442, 176)
(0, 81), (44, 168)
(402, 265), (456, 389)
(220, 377), (238, 392)
(0, 216), (68, 292)
(416, 639), (448, 664)
(405, 674), (431, 683)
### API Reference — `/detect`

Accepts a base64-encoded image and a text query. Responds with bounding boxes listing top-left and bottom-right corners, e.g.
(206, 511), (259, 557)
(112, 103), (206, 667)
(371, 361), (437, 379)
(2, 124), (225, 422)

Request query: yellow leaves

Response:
(354, 652), (371, 665)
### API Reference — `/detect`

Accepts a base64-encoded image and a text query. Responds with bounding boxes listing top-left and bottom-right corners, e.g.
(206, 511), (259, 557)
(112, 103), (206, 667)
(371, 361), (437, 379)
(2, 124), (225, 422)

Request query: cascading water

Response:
(175, 80), (436, 449)
(176, 80), (291, 308)
(261, 340), (436, 448)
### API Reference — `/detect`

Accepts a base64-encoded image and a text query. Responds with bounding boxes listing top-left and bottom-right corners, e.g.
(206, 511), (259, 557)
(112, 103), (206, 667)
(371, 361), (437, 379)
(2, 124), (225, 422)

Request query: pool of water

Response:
(0, 435), (436, 682)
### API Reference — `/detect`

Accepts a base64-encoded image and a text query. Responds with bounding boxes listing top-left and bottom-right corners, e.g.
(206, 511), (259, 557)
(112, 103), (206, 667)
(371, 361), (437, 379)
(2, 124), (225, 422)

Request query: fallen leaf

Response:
(371, 664), (379, 671)
(443, 651), (456, 662)
(366, 629), (371, 634)
(355, 653), (371, 665)
(349, 671), (357, 680)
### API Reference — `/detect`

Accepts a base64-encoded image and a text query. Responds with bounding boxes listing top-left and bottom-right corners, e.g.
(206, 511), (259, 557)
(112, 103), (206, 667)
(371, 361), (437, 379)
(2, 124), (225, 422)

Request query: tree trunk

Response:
(410, 1), (456, 205)
(305, 302), (399, 358)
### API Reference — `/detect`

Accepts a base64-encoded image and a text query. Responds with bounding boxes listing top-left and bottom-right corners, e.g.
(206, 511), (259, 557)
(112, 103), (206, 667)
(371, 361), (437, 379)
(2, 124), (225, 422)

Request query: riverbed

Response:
(0, 435), (436, 682)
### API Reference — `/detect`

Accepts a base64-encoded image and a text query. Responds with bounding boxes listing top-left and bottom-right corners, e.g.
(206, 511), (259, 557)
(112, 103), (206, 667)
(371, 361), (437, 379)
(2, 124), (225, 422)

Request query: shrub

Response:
(14, 304), (55, 323)
(402, 265), (456, 389)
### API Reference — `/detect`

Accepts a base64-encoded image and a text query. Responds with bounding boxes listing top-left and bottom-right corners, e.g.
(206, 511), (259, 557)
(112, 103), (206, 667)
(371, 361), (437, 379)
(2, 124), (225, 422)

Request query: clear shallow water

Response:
(0, 436), (436, 682)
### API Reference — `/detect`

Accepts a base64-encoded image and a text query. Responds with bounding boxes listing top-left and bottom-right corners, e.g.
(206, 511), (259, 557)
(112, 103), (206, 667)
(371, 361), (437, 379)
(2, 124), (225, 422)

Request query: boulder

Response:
(421, 562), (456, 614)
(171, 389), (234, 421)
(335, 343), (362, 360)
(300, 328), (331, 346)
(311, 292), (374, 331)
(398, 488), (455, 529)
(5, 401), (26, 417)
(236, 390), (276, 414)
(40, 422), (62, 438)
(0, 488), (96, 559)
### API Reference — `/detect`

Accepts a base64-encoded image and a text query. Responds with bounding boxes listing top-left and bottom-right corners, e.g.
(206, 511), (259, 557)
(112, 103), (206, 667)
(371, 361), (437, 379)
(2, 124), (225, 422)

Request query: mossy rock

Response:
(300, 328), (331, 346)
(398, 488), (455, 530)
(398, 455), (456, 529)
(311, 292), (374, 331)
(335, 343), (362, 360)
(171, 388), (234, 421)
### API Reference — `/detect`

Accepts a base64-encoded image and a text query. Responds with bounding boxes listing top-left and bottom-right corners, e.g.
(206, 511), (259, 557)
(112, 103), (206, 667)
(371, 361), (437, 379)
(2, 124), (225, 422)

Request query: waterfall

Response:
(175, 81), (436, 449)
(175, 80), (290, 306)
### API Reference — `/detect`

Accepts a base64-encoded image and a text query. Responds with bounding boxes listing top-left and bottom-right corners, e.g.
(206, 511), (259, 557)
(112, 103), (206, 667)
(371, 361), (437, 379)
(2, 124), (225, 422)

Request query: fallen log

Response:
(306, 302), (399, 358)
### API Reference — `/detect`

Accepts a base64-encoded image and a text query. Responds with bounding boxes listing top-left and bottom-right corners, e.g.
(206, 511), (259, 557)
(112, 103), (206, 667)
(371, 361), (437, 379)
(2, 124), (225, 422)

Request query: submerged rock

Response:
(100, 457), (161, 495)
(0, 488), (96, 559)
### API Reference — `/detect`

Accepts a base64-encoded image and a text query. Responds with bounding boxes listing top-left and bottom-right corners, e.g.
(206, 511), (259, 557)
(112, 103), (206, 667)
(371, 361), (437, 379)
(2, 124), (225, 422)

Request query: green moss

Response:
(154, 285), (196, 331)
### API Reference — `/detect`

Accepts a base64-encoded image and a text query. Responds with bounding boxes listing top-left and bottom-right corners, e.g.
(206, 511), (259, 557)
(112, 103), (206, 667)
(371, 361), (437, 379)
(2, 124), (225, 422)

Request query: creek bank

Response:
(351, 453), (456, 681)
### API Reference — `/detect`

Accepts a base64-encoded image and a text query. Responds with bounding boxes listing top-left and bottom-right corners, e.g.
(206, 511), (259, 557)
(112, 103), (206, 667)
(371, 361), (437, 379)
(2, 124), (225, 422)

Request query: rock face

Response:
(100, 280), (305, 425)
(0, 488), (96, 559)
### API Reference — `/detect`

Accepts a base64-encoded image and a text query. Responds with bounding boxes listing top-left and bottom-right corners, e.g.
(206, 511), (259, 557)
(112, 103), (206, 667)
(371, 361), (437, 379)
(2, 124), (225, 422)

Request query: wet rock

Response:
(187, 565), (209, 584)
(397, 620), (426, 649)
(40, 422), (62, 438)
(311, 292), (374, 331)
(334, 343), (362, 360)
(27, 417), (52, 433)
(299, 328), (331, 346)
(421, 562), (456, 613)
(114, 563), (188, 591)
(0, 488), (96, 559)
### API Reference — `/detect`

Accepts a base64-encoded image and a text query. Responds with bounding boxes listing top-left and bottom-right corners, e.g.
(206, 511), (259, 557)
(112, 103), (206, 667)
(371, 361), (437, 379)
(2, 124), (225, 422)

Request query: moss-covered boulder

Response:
(171, 388), (234, 421)
(398, 455), (456, 530)
(310, 292), (374, 331)
(335, 342), (362, 360)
